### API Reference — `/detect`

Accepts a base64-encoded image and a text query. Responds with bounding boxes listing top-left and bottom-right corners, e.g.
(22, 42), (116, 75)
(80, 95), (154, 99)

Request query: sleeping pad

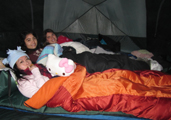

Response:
(25, 64), (171, 120)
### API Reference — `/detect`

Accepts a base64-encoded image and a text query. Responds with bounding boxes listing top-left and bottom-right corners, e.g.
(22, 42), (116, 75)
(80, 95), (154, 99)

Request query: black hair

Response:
(18, 30), (42, 53)
(42, 29), (56, 47)
(13, 64), (24, 79)
(13, 64), (29, 83)
(43, 29), (55, 39)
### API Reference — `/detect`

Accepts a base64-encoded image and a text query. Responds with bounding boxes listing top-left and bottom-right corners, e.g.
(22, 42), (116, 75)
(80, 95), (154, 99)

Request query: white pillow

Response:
(60, 41), (90, 54)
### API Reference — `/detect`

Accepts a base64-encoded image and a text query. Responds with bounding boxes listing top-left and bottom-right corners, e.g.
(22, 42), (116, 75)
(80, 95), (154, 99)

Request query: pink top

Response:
(17, 67), (49, 98)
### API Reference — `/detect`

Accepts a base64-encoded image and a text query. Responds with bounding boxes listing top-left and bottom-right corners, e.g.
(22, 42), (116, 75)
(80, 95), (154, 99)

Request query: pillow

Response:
(60, 41), (90, 54)
(0, 68), (18, 98)
(37, 43), (63, 66)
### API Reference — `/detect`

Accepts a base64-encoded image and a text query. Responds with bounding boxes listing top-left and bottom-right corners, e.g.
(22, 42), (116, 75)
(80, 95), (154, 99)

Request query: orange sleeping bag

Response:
(25, 65), (171, 120)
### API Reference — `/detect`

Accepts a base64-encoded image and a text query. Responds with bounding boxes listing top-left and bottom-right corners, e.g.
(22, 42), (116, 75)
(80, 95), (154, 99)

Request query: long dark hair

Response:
(18, 30), (42, 53)
(13, 64), (28, 83)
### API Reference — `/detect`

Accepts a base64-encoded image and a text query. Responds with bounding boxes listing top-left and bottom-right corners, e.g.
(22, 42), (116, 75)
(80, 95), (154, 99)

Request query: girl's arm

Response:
(18, 67), (49, 98)
(31, 67), (48, 88)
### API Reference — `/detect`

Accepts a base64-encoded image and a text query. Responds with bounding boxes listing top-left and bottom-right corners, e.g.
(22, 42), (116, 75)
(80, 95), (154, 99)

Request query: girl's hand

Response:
(28, 64), (37, 71)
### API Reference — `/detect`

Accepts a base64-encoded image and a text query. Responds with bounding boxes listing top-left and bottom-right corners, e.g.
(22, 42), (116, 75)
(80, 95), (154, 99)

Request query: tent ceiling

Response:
(44, 0), (146, 37)
(83, 0), (106, 5)
(63, 7), (125, 35)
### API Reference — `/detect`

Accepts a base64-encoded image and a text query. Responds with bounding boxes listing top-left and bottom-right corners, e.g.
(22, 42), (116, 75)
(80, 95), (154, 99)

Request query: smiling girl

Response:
(18, 31), (43, 63)
(3, 46), (52, 98)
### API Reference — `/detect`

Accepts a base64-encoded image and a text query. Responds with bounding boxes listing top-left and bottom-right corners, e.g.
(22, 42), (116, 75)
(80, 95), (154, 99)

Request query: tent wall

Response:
(0, 0), (44, 57)
(43, 0), (146, 52)
(146, 0), (171, 61)
(0, 0), (170, 59)
(44, 0), (146, 37)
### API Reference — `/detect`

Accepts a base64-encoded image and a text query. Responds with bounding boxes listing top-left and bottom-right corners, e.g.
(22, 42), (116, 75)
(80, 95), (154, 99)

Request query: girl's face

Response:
(16, 56), (32, 70)
(24, 33), (38, 49)
(46, 32), (57, 44)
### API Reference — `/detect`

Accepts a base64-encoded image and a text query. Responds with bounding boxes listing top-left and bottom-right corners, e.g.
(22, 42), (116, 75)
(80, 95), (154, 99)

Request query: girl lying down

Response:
(2, 46), (52, 98)
(2, 45), (149, 99)
(3, 47), (171, 120)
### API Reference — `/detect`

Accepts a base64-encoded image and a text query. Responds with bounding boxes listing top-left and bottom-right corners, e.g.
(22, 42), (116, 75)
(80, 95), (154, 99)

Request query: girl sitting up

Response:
(18, 31), (44, 63)
(2, 46), (52, 98)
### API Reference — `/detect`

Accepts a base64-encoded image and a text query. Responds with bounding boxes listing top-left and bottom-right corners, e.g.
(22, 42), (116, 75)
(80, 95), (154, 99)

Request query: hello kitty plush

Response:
(46, 54), (76, 77)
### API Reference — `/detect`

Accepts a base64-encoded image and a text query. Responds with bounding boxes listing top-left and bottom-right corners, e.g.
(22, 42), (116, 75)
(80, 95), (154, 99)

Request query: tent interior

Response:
(0, 0), (171, 119)
(0, 0), (171, 60)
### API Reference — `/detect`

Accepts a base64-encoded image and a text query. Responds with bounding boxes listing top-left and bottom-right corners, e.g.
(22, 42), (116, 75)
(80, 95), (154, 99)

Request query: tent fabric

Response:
(0, 0), (44, 56)
(0, 0), (171, 59)
(146, 0), (171, 58)
(44, 0), (146, 37)
(0, 0), (171, 119)
(43, 0), (146, 53)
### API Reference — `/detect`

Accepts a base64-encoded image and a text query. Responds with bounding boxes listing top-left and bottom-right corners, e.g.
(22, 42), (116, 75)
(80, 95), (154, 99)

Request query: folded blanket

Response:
(25, 65), (171, 120)
(131, 49), (154, 58)
(37, 43), (63, 66)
